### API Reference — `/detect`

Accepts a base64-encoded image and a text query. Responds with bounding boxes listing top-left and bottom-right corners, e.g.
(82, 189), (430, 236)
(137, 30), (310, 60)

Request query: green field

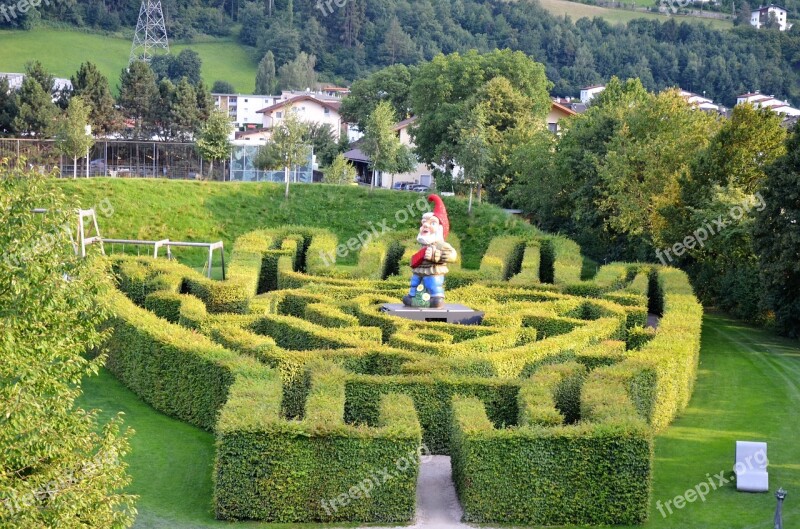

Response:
(56, 179), (530, 269)
(77, 313), (800, 528)
(538, 0), (733, 29)
(0, 29), (258, 93)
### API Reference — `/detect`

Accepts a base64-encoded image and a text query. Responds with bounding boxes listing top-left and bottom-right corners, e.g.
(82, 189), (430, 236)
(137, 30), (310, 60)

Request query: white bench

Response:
(734, 441), (768, 492)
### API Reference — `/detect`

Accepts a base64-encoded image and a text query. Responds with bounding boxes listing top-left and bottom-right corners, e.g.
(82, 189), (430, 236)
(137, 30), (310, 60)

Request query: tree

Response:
(195, 80), (214, 123)
(0, 163), (135, 527)
(71, 62), (118, 135)
(323, 153), (357, 185)
(170, 77), (200, 141)
(211, 80), (235, 93)
(118, 60), (158, 139)
(255, 110), (309, 199)
(276, 52), (317, 91)
(304, 123), (339, 168)
(255, 51), (277, 95)
(379, 17), (420, 65)
(734, 1), (752, 26)
(54, 97), (95, 178)
(754, 129), (800, 337)
(0, 77), (18, 136)
(410, 49), (552, 170)
(25, 60), (55, 95)
(453, 105), (490, 213)
(170, 49), (202, 85)
(339, 64), (416, 132)
(196, 108), (233, 180)
(14, 75), (58, 137)
(361, 101), (408, 191)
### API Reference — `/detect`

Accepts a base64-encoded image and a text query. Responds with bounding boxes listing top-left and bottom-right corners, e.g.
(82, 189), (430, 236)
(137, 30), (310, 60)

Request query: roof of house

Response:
(343, 148), (371, 163)
(738, 91), (762, 98)
(551, 101), (578, 116)
(256, 95), (342, 114)
(581, 84), (605, 90)
(753, 3), (786, 12)
(392, 116), (417, 131)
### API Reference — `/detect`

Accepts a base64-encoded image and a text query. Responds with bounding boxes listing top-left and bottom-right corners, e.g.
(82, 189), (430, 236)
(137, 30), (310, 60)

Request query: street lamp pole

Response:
(85, 124), (92, 178)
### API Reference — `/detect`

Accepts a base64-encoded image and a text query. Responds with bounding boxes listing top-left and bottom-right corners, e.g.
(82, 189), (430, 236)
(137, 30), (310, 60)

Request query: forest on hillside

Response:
(3, 0), (800, 106)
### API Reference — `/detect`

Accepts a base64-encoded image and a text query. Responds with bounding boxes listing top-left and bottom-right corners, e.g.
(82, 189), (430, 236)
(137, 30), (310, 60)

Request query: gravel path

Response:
(368, 456), (471, 529)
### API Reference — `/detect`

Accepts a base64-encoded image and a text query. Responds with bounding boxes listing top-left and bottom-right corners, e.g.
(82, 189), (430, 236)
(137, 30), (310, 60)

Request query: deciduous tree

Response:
(0, 163), (136, 528)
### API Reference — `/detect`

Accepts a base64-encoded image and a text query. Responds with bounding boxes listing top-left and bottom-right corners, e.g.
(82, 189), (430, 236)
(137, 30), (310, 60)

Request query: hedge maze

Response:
(103, 224), (703, 525)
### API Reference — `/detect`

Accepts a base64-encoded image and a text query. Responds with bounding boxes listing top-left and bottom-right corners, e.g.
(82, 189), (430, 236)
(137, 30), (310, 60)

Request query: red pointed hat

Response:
(427, 194), (449, 238)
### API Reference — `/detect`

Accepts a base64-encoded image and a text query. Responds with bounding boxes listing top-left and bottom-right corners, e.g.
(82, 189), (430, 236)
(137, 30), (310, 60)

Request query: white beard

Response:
(417, 232), (439, 246)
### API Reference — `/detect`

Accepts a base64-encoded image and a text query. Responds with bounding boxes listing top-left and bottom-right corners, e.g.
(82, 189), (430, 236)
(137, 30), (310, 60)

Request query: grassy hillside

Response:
(55, 179), (531, 269)
(539, 0), (733, 29)
(0, 29), (257, 93)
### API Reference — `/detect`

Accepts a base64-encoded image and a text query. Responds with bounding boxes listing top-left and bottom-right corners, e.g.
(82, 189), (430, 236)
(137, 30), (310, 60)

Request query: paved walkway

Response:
(369, 456), (471, 529)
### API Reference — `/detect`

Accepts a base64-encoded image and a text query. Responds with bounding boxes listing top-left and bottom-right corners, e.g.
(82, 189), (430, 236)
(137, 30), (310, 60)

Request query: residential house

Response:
(256, 94), (347, 141)
(548, 101), (578, 132)
(343, 116), (432, 189)
(736, 91), (800, 116)
(750, 4), (792, 30)
(580, 85), (605, 104)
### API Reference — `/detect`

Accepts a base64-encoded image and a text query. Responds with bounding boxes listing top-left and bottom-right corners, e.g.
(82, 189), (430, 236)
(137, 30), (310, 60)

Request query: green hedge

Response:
(215, 363), (422, 523)
(104, 290), (266, 430)
(345, 373), (519, 454)
(450, 394), (651, 525)
(479, 236), (525, 281)
(102, 229), (702, 525)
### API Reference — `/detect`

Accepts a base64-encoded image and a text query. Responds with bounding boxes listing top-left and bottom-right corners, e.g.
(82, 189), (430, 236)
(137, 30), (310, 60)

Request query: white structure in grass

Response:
(734, 441), (769, 492)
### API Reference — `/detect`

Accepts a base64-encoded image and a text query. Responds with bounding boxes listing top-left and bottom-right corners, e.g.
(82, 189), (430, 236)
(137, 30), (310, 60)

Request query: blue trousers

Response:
(409, 274), (445, 297)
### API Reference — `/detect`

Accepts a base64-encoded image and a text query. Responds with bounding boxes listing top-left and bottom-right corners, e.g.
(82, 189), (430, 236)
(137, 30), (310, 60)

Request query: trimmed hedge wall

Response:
(215, 363), (422, 523)
(104, 290), (267, 430)
(102, 227), (702, 525)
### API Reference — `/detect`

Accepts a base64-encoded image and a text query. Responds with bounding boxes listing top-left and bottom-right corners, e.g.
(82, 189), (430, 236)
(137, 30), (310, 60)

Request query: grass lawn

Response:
(538, 0), (733, 29)
(55, 179), (531, 269)
(0, 28), (257, 93)
(77, 313), (800, 528)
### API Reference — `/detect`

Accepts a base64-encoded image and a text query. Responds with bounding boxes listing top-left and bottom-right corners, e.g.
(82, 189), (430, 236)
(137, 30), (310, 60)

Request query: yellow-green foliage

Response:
(104, 227), (701, 525)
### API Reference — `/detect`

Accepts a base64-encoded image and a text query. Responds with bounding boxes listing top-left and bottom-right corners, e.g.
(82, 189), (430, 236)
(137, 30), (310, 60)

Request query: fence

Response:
(0, 138), (225, 180)
(0, 138), (315, 183)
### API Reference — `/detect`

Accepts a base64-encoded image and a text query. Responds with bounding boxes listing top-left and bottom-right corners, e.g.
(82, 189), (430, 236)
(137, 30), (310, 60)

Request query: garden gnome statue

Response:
(402, 194), (458, 309)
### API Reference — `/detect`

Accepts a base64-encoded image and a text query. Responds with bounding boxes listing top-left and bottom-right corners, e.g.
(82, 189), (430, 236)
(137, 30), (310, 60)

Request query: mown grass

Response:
(538, 0), (734, 29)
(77, 313), (800, 528)
(0, 28), (257, 93)
(55, 179), (532, 269)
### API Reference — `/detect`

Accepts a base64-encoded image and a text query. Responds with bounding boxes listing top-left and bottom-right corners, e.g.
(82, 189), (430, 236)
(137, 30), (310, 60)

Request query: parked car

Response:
(88, 159), (106, 175)
(391, 182), (406, 190)
(410, 184), (430, 193)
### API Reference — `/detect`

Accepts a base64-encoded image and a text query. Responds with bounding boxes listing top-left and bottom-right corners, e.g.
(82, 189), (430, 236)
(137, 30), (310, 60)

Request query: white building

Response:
(0, 72), (72, 94)
(678, 90), (721, 112)
(750, 4), (792, 30)
(580, 85), (605, 104)
(212, 94), (275, 129)
(736, 91), (800, 116)
(256, 93), (347, 140)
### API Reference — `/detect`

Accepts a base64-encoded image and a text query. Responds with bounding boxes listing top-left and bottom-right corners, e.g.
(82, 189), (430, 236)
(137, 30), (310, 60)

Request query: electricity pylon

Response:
(129, 0), (169, 64)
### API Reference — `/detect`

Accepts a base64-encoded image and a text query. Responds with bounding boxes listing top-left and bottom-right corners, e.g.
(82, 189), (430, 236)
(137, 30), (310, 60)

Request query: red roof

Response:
(256, 95), (342, 114)
(551, 101), (578, 116)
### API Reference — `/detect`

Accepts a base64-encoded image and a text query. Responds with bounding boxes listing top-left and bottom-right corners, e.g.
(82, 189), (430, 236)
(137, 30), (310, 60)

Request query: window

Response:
(548, 123), (558, 134)
(324, 107), (330, 115)
(276, 112), (283, 118)
(244, 99), (248, 102)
